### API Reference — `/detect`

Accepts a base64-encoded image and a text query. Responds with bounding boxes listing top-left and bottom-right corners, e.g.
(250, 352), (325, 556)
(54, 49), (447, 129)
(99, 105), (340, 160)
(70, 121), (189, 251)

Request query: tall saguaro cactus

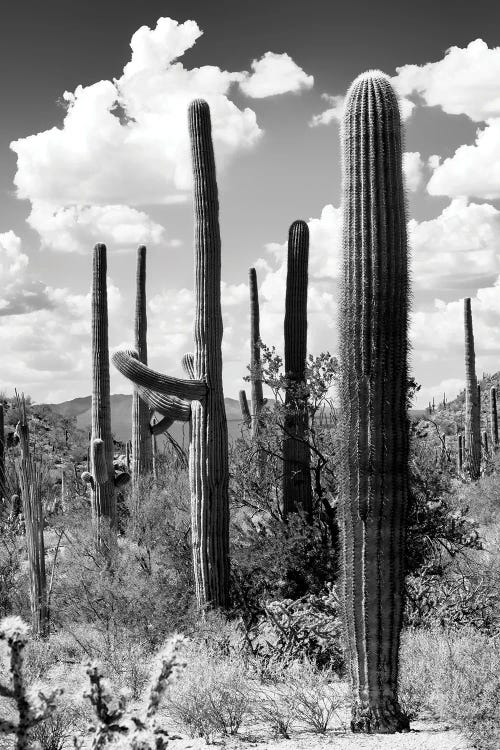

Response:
(112, 100), (229, 609)
(490, 386), (498, 448)
(464, 298), (481, 479)
(90, 244), (116, 544)
(16, 397), (48, 637)
(339, 71), (410, 733)
(132, 246), (153, 478)
(282, 220), (312, 517)
(249, 268), (265, 436)
(189, 99), (230, 608)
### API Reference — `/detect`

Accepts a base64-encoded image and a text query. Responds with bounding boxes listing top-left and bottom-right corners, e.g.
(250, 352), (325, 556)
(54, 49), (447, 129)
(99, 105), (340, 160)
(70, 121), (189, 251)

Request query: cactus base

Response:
(351, 698), (410, 734)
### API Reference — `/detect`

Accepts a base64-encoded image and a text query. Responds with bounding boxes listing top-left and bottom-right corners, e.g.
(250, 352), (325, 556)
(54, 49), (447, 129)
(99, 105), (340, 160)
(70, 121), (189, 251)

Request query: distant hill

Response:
(47, 394), (249, 443)
(47, 393), (429, 444)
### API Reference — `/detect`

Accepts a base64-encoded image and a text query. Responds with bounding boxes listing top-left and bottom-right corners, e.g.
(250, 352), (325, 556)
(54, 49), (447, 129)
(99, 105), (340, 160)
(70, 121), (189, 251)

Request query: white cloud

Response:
(427, 118), (500, 200)
(28, 203), (165, 254)
(394, 39), (500, 122)
(309, 94), (344, 127)
(10, 17), (262, 252)
(403, 152), (425, 192)
(239, 52), (313, 98)
(410, 199), (500, 290)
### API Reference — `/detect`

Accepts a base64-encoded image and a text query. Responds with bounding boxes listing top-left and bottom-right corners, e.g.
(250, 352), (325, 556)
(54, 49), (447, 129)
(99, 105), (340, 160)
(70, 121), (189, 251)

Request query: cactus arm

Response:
(239, 390), (251, 426)
(92, 439), (108, 484)
(181, 353), (195, 379)
(136, 386), (191, 422)
(112, 349), (206, 400)
(150, 416), (175, 435)
(339, 71), (409, 733)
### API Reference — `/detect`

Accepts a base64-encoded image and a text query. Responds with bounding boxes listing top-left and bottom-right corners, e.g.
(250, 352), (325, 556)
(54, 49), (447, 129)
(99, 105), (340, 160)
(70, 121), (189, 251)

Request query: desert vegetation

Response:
(0, 70), (499, 750)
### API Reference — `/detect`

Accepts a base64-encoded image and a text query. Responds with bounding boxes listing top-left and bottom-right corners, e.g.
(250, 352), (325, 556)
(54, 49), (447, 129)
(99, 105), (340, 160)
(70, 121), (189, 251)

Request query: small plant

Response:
(0, 616), (61, 750)
(164, 642), (250, 741)
(79, 635), (186, 750)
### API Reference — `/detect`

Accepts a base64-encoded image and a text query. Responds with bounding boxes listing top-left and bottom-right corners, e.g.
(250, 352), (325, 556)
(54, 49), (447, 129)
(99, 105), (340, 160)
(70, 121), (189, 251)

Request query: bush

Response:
(165, 641), (250, 741)
(249, 586), (345, 674)
(400, 627), (500, 749)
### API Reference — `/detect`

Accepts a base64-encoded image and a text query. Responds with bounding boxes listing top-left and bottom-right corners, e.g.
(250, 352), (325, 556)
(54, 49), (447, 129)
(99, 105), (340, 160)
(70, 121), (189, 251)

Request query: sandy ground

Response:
(167, 721), (471, 750)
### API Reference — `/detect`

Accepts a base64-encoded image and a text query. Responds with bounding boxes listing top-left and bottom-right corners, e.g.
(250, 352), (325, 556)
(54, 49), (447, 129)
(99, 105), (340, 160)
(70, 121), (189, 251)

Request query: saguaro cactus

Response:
(90, 244), (116, 544)
(132, 245), (153, 478)
(458, 433), (464, 471)
(15, 398), (48, 637)
(282, 220), (312, 517)
(339, 71), (410, 733)
(239, 268), (265, 435)
(112, 100), (229, 609)
(490, 386), (498, 448)
(0, 402), (4, 500)
(464, 298), (481, 479)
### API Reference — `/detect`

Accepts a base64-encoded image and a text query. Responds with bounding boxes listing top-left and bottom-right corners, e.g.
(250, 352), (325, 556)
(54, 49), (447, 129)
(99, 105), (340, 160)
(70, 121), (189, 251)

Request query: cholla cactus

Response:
(82, 636), (186, 750)
(0, 617), (61, 750)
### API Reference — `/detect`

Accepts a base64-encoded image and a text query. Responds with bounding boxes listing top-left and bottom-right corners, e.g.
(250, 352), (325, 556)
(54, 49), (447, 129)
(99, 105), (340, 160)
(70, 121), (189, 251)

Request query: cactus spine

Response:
(90, 244), (116, 544)
(112, 100), (229, 609)
(282, 220), (312, 517)
(464, 298), (481, 479)
(490, 386), (498, 447)
(132, 246), (153, 478)
(339, 71), (410, 733)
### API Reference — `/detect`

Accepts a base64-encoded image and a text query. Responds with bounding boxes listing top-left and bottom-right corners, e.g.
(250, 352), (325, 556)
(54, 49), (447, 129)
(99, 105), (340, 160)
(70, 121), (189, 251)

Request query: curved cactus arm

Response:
(112, 349), (207, 400)
(181, 353), (195, 379)
(239, 390), (251, 426)
(150, 415), (175, 435)
(136, 385), (191, 422)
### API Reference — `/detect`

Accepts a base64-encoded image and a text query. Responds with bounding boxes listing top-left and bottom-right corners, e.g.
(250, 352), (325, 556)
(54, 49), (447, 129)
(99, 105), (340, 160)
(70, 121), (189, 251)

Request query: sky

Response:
(1, 1), (500, 408)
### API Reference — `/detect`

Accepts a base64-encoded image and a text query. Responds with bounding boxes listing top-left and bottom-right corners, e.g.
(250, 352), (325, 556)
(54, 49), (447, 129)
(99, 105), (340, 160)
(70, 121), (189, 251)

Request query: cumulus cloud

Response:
(427, 118), (500, 199)
(10, 17), (264, 253)
(239, 52), (313, 98)
(0, 231), (54, 315)
(28, 203), (165, 254)
(309, 94), (344, 127)
(403, 152), (425, 192)
(409, 199), (500, 290)
(394, 39), (500, 122)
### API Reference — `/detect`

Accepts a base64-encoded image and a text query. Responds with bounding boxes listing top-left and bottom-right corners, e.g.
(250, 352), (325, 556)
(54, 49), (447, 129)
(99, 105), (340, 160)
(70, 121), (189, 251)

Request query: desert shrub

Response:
(248, 586), (345, 674)
(51, 467), (196, 649)
(231, 510), (339, 626)
(400, 627), (500, 750)
(165, 641), (250, 741)
(29, 699), (88, 750)
(252, 657), (346, 737)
